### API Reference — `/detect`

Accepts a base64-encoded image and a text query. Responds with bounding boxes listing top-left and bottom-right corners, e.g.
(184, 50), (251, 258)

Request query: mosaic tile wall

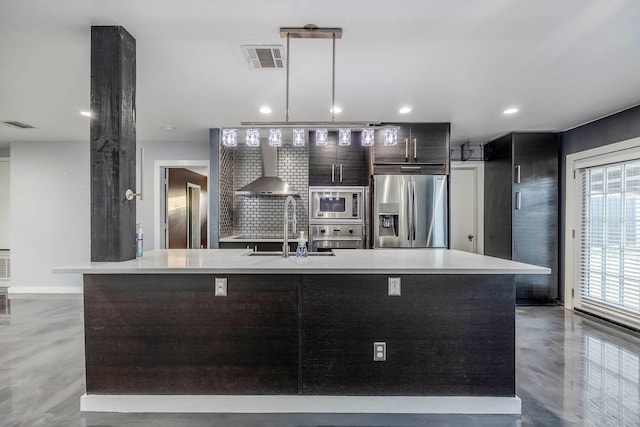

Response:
(220, 143), (309, 239)
(218, 146), (234, 238)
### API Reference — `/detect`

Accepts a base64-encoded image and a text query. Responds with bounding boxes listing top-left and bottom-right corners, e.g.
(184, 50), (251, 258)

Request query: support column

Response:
(90, 26), (136, 261)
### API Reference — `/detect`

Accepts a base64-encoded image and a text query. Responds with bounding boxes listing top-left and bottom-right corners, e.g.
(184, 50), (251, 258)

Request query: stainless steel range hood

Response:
(234, 144), (298, 196)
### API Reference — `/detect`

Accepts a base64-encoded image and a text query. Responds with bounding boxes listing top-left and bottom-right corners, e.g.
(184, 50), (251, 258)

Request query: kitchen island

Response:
(55, 249), (549, 414)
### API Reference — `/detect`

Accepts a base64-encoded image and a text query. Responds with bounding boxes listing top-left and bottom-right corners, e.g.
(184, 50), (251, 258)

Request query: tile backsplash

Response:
(219, 143), (309, 239)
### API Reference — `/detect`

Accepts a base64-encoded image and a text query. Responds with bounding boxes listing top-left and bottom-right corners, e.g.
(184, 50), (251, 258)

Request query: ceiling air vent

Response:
(241, 45), (285, 69)
(3, 120), (36, 129)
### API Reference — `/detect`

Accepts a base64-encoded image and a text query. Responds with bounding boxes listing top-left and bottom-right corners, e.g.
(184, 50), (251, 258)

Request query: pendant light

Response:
(338, 129), (351, 146)
(246, 129), (260, 147)
(361, 128), (375, 146)
(222, 129), (238, 147)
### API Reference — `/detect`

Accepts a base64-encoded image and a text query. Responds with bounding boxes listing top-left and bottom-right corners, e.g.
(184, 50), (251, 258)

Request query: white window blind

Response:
(577, 160), (640, 329)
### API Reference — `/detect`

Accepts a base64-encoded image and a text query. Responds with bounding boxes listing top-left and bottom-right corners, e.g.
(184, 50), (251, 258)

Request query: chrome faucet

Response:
(283, 196), (297, 257)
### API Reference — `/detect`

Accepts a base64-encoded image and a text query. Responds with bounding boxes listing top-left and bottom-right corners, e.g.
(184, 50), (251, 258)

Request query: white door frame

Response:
(154, 160), (210, 250)
(564, 136), (640, 309)
(450, 161), (484, 254)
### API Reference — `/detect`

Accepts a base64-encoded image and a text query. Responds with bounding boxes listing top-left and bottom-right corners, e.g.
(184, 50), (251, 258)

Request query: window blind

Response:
(577, 160), (640, 329)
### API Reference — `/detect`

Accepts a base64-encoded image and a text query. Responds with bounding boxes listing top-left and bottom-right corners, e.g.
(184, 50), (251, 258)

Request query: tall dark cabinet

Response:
(484, 132), (559, 304)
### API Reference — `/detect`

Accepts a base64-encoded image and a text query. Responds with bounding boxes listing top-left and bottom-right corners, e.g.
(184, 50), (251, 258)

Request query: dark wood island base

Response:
(81, 272), (519, 413)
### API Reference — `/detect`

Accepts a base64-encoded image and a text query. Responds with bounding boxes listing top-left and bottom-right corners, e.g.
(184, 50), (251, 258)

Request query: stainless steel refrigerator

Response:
(373, 175), (448, 248)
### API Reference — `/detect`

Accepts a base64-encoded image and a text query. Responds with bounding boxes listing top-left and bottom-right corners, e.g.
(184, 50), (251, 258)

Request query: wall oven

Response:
(308, 186), (368, 251)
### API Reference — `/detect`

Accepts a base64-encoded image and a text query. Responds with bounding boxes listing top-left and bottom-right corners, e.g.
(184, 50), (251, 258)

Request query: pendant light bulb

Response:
(338, 129), (351, 146)
(269, 129), (282, 147)
(292, 129), (306, 147)
(384, 128), (398, 146)
(361, 128), (375, 146)
(246, 129), (260, 147)
(222, 129), (238, 147)
(315, 129), (329, 146)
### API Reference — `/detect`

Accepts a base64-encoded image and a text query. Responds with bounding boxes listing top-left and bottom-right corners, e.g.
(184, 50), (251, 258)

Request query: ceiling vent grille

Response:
(241, 45), (285, 69)
(3, 120), (36, 129)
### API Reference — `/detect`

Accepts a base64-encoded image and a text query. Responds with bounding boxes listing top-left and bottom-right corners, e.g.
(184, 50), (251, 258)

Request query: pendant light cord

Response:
(285, 33), (290, 123)
(331, 32), (336, 123)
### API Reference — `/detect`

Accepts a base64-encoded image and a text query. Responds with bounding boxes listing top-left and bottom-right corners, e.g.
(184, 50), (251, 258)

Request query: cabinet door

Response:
(308, 131), (338, 186)
(483, 135), (513, 260)
(301, 274), (515, 396)
(84, 274), (299, 394)
(372, 124), (410, 163)
(513, 133), (559, 183)
(336, 131), (370, 185)
(411, 123), (450, 166)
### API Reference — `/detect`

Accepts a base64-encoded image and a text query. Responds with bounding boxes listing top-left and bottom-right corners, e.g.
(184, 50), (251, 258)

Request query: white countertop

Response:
(54, 249), (550, 275)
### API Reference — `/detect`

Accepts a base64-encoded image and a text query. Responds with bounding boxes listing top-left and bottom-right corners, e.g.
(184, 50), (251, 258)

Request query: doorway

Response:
(450, 161), (484, 254)
(155, 161), (209, 250)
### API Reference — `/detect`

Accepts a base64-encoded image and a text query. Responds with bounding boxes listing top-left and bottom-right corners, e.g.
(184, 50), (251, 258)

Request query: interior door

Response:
(450, 163), (484, 254)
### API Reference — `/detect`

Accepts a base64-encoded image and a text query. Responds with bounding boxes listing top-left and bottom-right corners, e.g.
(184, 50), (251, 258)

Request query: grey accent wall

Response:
(230, 144), (309, 238)
(559, 104), (640, 302)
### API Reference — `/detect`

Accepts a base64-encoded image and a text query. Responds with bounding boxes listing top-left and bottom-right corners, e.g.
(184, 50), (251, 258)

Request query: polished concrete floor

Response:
(0, 294), (639, 427)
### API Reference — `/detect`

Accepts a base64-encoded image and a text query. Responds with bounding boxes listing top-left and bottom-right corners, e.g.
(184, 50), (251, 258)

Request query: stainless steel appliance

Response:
(309, 186), (368, 251)
(309, 186), (364, 221)
(373, 175), (448, 248)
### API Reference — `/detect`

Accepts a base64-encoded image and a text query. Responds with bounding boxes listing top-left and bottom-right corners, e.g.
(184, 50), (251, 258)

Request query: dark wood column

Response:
(90, 26), (136, 262)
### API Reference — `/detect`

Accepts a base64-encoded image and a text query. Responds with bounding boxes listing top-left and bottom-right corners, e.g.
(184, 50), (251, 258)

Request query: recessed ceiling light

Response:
(330, 106), (342, 114)
(503, 107), (519, 115)
(259, 106), (272, 114)
(399, 106), (412, 114)
(80, 111), (92, 117)
(162, 124), (175, 131)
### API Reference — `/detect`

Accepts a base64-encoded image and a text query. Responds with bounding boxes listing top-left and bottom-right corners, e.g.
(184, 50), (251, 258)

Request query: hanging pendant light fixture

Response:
(269, 129), (283, 147)
(338, 129), (351, 146)
(361, 128), (375, 146)
(292, 129), (306, 147)
(246, 129), (260, 147)
(222, 129), (238, 147)
(315, 129), (329, 146)
(230, 25), (397, 146)
(384, 128), (398, 146)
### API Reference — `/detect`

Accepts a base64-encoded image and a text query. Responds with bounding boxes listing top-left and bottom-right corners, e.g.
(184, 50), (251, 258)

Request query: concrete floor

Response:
(0, 294), (638, 427)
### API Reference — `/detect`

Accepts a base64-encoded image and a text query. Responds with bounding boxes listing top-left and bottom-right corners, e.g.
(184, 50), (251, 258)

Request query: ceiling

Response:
(1, 0), (640, 151)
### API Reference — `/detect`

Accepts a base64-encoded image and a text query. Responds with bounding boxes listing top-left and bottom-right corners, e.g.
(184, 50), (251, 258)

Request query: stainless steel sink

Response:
(247, 251), (335, 257)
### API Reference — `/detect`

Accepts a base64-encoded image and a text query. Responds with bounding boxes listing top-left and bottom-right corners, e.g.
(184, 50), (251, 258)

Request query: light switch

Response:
(388, 277), (401, 296)
(215, 277), (227, 296)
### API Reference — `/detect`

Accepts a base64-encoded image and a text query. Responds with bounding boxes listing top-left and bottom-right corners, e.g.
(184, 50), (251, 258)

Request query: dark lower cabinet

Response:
(301, 274), (515, 396)
(84, 274), (298, 394)
(83, 273), (516, 397)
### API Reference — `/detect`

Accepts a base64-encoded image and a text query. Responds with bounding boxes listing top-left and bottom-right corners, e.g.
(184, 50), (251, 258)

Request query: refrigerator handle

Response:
(515, 191), (522, 210)
(407, 182), (413, 241)
(412, 181), (417, 241)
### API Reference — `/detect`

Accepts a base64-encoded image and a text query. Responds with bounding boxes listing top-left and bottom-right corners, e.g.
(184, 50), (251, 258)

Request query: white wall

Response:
(137, 140), (210, 251)
(7, 139), (208, 293)
(10, 141), (90, 292)
(0, 158), (9, 249)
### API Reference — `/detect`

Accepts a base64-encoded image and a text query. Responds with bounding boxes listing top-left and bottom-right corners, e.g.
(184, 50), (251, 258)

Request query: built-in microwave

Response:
(309, 186), (365, 221)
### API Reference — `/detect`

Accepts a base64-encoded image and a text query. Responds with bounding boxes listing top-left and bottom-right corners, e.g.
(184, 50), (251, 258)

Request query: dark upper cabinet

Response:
(309, 130), (370, 186)
(373, 123), (450, 175)
(484, 132), (559, 304)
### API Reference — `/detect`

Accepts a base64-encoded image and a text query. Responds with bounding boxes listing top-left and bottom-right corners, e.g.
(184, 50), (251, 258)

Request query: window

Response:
(577, 160), (640, 329)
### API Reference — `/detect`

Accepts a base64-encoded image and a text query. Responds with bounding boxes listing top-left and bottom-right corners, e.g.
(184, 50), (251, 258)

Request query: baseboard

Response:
(80, 394), (522, 414)
(8, 286), (82, 294)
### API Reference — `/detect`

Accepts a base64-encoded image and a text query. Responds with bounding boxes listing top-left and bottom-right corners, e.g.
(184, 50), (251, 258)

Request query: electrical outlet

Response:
(214, 277), (227, 296)
(388, 277), (401, 296)
(374, 342), (386, 361)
